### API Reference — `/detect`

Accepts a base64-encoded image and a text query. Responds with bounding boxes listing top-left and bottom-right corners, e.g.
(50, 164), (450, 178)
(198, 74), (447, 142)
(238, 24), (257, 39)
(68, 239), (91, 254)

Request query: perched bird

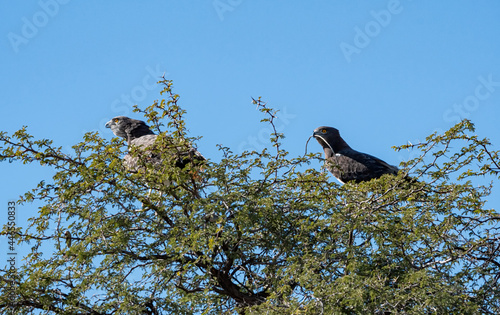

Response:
(64, 231), (72, 248)
(105, 116), (205, 172)
(105, 116), (155, 145)
(313, 126), (399, 184)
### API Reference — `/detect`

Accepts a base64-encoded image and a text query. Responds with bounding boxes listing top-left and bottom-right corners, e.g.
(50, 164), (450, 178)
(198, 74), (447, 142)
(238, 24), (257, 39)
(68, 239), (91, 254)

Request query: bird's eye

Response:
(321, 129), (327, 134)
(113, 118), (119, 123)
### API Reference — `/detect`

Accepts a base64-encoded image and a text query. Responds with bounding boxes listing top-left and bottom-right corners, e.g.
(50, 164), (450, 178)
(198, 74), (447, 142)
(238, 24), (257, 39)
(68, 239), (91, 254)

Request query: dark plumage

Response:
(105, 116), (154, 145)
(313, 126), (398, 183)
(105, 116), (205, 171)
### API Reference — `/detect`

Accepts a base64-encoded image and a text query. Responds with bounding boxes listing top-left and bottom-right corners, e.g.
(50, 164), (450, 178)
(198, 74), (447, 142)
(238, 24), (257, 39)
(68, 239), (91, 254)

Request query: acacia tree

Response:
(1, 79), (499, 314)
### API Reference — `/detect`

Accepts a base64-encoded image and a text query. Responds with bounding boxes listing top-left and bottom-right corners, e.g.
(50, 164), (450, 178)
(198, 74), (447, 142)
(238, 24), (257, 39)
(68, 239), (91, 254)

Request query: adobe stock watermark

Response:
(397, 74), (500, 165)
(7, 0), (71, 53)
(237, 107), (296, 153)
(443, 74), (500, 125)
(109, 65), (164, 117)
(6, 200), (18, 301)
(94, 64), (164, 136)
(212, 0), (244, 21)
(340, 0), (409, 63)
(60, 64), (164, 155)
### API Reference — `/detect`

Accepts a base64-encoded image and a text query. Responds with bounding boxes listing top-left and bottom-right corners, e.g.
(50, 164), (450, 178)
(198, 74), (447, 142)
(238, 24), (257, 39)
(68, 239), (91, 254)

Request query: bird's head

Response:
(313, 126), (339, 147)
(313, 126), (340, 137)
(105, 116), (155, 142)
(105, 116), (131, 139)
(313, 126), (350, 154)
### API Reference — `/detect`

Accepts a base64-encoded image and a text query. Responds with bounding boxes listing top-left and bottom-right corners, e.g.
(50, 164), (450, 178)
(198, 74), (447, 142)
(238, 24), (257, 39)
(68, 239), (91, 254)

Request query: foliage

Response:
(1, 79), (499, 314)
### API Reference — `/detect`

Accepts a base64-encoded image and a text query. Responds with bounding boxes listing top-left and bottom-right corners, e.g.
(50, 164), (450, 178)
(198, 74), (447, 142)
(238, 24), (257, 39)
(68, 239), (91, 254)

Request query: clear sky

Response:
(1, 1), (500, 262)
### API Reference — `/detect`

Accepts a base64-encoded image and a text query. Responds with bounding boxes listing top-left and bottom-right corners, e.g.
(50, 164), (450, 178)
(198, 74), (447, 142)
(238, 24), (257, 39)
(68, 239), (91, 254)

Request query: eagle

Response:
(313, 126), (399, 183)
(105, 116), (205, 172)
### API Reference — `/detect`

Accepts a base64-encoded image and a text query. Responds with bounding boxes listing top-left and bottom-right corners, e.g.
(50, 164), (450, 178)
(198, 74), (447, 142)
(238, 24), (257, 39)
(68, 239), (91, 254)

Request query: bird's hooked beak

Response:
(105, 120), (113, 129)
(312, 130), (325, 143)
(312, 130), (335, 154)
(312, 128), (324, 137)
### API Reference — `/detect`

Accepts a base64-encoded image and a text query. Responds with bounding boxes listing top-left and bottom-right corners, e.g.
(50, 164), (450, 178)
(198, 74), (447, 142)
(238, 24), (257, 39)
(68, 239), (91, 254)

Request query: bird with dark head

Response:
(313, 126), (399, 184)
(105, 116), (154, 145)
(105, 116), (205, 171)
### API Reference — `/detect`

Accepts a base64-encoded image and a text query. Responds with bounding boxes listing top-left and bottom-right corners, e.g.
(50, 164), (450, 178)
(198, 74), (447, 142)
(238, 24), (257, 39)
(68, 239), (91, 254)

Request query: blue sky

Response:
(1, 1), (500, 264)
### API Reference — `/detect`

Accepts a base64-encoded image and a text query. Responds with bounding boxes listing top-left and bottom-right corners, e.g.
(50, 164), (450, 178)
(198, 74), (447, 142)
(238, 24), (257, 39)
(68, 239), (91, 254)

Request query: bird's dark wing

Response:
(174, 146), (205, 168)
(125, 119), (154, 140)
(326, 149), (398, 183)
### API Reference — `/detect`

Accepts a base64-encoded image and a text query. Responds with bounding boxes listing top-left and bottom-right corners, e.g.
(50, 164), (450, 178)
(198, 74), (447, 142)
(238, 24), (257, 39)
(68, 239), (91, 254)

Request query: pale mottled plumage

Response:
(105, 116), (204, 172)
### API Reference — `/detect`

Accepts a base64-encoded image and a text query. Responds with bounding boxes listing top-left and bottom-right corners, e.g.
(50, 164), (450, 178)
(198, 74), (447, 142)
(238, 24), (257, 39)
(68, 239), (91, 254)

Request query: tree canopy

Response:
(1, 79), (500, 314)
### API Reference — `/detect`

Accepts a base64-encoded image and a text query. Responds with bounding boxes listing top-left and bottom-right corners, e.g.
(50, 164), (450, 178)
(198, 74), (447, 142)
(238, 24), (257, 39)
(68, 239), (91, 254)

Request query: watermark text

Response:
(8, 0), (71, 53)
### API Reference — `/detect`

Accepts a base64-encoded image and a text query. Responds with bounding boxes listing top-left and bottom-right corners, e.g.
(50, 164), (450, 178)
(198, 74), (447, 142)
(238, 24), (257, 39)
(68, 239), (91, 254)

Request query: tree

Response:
(1, 78), (499, 314)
